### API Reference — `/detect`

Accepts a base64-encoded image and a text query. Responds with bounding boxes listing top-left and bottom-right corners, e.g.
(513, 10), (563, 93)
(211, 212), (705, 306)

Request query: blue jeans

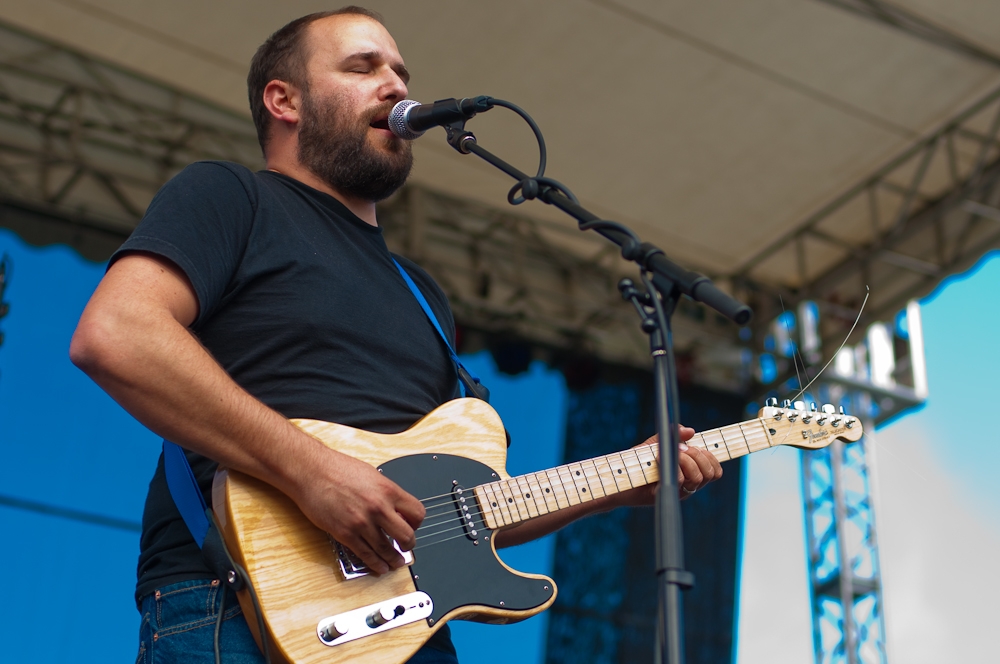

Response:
(136, 579), (459, 664)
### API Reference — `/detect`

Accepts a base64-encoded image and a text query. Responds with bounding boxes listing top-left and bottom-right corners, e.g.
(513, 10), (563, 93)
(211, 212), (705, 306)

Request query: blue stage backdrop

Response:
(544, 363), (745, 664)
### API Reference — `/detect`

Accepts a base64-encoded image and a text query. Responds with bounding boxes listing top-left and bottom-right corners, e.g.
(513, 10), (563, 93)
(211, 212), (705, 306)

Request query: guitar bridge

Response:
(332, 538), (414, 580)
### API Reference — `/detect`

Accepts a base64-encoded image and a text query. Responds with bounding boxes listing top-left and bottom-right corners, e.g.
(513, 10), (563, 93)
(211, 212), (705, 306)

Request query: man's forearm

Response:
(71, 290), (324, 499)
(71, 254), (426, 573)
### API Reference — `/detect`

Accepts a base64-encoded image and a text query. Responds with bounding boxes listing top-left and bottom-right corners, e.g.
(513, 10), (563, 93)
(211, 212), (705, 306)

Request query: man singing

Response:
(70, 7), (721, 663)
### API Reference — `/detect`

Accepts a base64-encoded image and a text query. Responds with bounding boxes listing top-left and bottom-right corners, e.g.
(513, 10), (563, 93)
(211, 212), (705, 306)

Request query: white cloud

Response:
(738, 418), (1000, 663)
(871, 420), (1000, 662)
(737, 448), (813, 664)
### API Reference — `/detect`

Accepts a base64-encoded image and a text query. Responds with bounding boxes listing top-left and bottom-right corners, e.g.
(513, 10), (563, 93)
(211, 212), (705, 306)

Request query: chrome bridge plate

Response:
(317, 591), (433, 646)
(333, 538), (414, 580)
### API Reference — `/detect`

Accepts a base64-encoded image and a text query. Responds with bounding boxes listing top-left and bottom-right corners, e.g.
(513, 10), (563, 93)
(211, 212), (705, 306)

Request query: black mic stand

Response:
(436, 117), (751, 664)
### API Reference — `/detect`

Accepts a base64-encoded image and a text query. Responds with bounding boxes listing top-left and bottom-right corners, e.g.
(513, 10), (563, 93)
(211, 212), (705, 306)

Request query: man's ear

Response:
(262, 79), (302, 128)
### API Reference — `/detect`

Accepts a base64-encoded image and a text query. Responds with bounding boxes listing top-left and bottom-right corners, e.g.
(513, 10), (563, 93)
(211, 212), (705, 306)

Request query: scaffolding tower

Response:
(795, 301), (927, 663)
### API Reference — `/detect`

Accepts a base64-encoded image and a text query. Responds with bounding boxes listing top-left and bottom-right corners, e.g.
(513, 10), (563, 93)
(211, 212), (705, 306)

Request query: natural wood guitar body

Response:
(212, 398), (554, 664)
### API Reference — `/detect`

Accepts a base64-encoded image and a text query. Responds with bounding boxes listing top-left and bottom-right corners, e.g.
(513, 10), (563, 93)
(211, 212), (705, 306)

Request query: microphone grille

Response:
(389, 100), (424, 140)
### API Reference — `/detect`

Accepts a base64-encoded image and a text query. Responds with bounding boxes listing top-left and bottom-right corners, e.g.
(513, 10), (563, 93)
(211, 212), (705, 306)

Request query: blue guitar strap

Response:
(164, 257), (490, 556)
(391, 258), (490, 403)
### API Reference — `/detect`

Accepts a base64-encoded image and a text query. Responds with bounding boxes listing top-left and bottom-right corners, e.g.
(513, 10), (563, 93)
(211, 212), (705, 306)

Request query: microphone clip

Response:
(444, 121), (477, 154)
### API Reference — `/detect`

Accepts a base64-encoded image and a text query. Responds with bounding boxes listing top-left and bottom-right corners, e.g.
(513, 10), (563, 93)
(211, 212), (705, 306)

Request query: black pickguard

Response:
(378, 454), (553, 624)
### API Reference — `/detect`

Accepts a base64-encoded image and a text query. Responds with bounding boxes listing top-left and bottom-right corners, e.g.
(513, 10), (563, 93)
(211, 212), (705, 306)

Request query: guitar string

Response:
(414, 463), (662, 539)
(408, 294), (871, 530)
(405, 433), (782, 551)
(411, 424), (748, 548)
(414, 440), (754, 540)
(414, 445), (663, 517)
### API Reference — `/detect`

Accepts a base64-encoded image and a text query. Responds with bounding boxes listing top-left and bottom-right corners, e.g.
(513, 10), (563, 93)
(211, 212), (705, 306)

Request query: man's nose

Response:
(381, 71), (408, 102)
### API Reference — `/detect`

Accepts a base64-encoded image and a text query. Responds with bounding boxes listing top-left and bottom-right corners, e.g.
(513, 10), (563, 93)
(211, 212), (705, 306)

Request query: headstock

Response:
(757, 399), (864, 450)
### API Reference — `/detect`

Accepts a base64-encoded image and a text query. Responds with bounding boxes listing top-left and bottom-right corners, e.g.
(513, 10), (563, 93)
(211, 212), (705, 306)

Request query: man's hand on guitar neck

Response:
(613, 426), (724, 508)
(494, 426), (721, 549)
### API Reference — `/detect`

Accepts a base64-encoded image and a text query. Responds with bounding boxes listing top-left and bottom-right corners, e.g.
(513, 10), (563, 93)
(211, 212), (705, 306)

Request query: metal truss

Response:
(815, 0), (1000, 69)
(0, 20), (261, 252)
(2, 18), (999, 392)
(740, 78), (1000, 392)
(377, 185), (741, 375)
(801, 394), (893, 664)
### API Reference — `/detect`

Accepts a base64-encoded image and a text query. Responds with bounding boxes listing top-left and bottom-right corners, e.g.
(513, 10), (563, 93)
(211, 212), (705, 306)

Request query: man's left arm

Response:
(493, 426), (723, 549)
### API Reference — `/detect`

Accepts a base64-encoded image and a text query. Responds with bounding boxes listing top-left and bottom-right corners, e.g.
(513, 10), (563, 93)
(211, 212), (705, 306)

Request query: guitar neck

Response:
(473, 417), (772, 530)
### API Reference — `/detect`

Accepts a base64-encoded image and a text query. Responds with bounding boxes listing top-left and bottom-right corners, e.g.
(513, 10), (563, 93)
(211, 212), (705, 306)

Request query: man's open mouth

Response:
(370, 116), (391, 131)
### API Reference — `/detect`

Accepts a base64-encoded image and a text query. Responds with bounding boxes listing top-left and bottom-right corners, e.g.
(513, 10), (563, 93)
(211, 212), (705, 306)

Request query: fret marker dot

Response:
(714, 443), (719, 448)
(617, 469), (622, 474)
(647, 462), (651, 466)
(545, 488), (550, 493)
(525, 493), (530, 499)
(581, 488), (587, 493)
(508, 498), (513, 503)
(575, 471), (581, 476)
(492, 502), (497, 507)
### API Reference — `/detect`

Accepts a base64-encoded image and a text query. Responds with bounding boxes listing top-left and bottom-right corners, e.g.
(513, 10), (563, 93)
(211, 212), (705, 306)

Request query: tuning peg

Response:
(810, 402), (817, 411)
(822, 404), (835, 414)
(793, 400), (806, 411)
(833, 406), (843, 427)
(782, 399), (791, 409)
(765, 397), (778, 407)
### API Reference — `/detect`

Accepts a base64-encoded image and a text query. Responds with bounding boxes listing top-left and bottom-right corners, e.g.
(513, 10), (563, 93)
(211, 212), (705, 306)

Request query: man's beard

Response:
(297, 90), (413, 203)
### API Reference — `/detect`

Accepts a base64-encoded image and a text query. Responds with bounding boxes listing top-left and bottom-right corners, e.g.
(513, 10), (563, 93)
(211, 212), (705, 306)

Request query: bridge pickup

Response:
(317, 591), (433, 646)
(332, 538), (414, 580)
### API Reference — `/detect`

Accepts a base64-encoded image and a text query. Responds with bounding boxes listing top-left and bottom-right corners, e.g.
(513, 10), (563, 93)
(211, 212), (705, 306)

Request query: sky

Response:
(1, 222), (997, 663)
(736, 251), (1000, 663)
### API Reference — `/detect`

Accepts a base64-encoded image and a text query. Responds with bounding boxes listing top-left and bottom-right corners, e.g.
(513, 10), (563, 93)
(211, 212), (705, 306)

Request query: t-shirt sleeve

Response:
(110, 161), (257, 328)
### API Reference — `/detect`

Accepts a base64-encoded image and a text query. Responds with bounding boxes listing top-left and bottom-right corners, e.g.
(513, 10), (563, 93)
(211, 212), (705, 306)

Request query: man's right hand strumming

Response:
(70, 251), (424, 576)
(285, 447), (426, 575)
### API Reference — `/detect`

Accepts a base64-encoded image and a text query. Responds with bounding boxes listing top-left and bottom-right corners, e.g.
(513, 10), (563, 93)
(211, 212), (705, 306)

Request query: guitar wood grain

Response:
(214, 398), (531, 664)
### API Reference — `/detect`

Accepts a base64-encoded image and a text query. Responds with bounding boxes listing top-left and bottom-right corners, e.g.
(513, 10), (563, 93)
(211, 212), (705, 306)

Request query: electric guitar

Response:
(212, 397), (863, 663)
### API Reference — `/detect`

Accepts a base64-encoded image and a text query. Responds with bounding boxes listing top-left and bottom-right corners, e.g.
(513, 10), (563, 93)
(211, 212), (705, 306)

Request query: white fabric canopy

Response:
(4, 0), (998, 284)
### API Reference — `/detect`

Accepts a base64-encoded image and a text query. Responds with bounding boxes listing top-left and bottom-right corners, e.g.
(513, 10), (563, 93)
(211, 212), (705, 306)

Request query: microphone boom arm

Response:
(443, 123), (752, 325)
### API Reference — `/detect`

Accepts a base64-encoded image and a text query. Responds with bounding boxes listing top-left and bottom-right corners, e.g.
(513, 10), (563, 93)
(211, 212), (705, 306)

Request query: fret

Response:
(523, 474), (549, 516)
(623, 449), (650, 487)
(533, 472), (559, 512)
(512, 476), (540, 518)
(607, 452), (635, 493)
(486, 482), (517, 526)
(688, 433), (711, 455)
(508, 478), (533, 520)
(566, 462), (594, 502)
(477, 484), (504, 528)
(626, 448), (652, 484)
(741, 420), (771, 454)
(720, 424), (751, 458)
(635, 445), (659, 482)
(555, 466), (582, 506)
(496, 480), (525, 522)
(471, 410), (859, 534)
(545, 468), (571, 509)
(700, 428), (732, 461)
(588, 457), (616, 498)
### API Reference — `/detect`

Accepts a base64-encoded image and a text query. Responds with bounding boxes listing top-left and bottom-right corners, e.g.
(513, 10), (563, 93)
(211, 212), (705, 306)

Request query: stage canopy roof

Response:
(2, 0), (999, 379)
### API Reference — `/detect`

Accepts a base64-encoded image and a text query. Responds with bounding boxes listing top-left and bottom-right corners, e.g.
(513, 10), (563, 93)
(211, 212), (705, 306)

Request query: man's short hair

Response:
(247, 6), (385, 155)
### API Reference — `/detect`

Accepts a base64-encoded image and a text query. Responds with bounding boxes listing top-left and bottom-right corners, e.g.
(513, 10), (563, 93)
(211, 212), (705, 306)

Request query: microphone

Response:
(389, 96), (494, 140)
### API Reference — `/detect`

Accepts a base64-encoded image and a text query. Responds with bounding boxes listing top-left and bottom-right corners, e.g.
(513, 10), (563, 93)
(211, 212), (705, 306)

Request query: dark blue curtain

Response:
(545, 367), (745, 664)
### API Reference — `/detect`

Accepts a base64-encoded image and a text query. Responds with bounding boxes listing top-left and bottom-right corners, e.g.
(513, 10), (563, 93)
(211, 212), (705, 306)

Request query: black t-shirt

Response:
(113, 162), (460, 623)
